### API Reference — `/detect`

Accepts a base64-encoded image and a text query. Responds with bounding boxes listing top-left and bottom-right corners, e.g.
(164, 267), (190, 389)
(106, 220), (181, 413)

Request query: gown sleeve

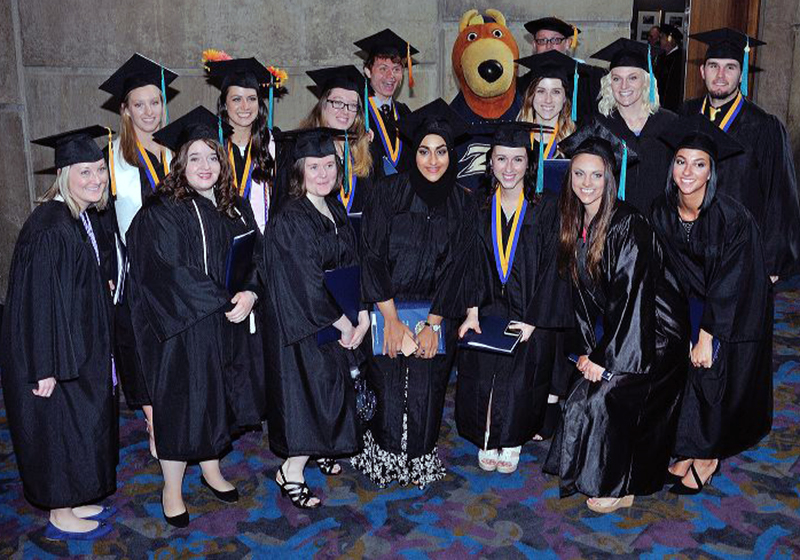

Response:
(236, 199), (266, 299)
(265, 208), (342, 345)
(360, 176), (398, 303)
(589, 214), (657, 375)
(127, 202), (230, 342)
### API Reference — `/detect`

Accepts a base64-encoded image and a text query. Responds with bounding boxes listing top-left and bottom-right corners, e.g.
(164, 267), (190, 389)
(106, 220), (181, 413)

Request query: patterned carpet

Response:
(1, 278), (799, 559)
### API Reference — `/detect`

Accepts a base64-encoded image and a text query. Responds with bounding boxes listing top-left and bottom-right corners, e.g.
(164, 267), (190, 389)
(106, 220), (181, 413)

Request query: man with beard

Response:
(681, 28), (800, 281)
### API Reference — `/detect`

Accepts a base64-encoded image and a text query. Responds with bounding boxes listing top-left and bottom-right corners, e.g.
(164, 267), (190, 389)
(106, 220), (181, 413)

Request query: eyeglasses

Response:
(326, 99), (359, 113)
(534, 36), (566, 46)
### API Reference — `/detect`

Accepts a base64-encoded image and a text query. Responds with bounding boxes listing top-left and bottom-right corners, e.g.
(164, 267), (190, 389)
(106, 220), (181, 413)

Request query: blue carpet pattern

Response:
(1, 278), (799, 558)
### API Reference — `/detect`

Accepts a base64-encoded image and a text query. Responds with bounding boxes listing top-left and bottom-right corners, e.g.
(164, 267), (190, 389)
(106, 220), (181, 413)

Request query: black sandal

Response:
(316, 458), (341, 476)
(275, 465), (321, 509)
(669, 460), (720, 495)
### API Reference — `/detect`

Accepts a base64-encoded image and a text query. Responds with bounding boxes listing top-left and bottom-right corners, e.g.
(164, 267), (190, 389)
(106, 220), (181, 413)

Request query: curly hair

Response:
(158, 139), (239, 218)
(598, 68), (660, 117)
(517, 76), (576, 142)
(287, 155), (344, 200)
(217, 85), (275, 186)
(299, 89), (373, 177)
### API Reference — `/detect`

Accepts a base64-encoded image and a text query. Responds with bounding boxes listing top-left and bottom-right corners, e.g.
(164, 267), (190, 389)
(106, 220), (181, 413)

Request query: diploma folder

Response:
(317, 265), (361, 346)
(689, 298), (721, 362)
(458, 316), (523, 355)
(224, 230), (256, 294)
(371, 301), (445, 356)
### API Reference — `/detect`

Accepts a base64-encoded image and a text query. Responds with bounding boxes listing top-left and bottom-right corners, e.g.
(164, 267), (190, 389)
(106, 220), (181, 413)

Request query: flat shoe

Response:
(496, 446), (521, 474)
(82, 506), (118, 521)
(44, 521), (113, 541)
(200, 475), (239, 503)
(161, 503), (189, 528)
(478, 449), (499, 471)
(586, 495), (634, 513)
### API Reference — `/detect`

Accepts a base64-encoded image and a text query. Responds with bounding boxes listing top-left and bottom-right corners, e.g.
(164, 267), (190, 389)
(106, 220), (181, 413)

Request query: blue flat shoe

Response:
(82, 506), (117, 521)
(44, 521), (113, 541)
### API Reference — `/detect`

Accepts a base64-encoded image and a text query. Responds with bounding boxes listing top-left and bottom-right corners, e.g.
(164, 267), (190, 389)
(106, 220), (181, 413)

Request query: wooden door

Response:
(684, 0), (762, 100)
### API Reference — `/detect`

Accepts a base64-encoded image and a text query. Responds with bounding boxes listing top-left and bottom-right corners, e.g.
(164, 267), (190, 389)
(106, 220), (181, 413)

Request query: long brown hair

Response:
(217, 85), (275, 185)
(158, 139), (238, 218)
(119, 87), (168, 167)
(557, 154), (618, 284)
(517, 76), (576, 142)
(299, 90), (373, 177)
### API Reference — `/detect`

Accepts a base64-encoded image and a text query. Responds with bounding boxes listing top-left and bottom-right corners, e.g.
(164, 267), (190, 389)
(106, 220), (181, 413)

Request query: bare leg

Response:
(199, 459), (235, 492)
(680, 458), (719, 490)
(160, 459), (187, 517)
(143, 405), (157, 459)
(50, 507), (99, 533)
(668, 458), (693, 478)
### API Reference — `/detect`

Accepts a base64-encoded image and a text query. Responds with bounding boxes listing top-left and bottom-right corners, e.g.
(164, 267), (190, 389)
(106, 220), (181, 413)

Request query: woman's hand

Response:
(458, 307), (481, 339)
(690, 329), (714, 368)
(416, 314), (443, 360)
(576, 355), (605, 383)
(333, 314), (356, 348)
(343, 310), (370, 350)
(507, 321), (535, 342)
(225, 291), (257, 323)
(32, 377), (56, 398)
(383, 316), (414, 358)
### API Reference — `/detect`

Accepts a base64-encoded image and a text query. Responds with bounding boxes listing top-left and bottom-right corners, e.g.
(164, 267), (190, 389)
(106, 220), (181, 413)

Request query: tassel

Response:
(407, 42), (415, 88)
(161, 68), (169, 125)
(363, 77), (370, 133)
(571, 62), (579, 123)
(536, 128), (545, 194)
(106, 127), (116, 196)
(741, 38), (750, 97)
(618, 141), (628, 200)
(268, 75), (275, 131)
(217, 115), (224, 145)
(343, 131), (351, 196)
(571, 26), (578, 50)
(647, 45), (656, 105)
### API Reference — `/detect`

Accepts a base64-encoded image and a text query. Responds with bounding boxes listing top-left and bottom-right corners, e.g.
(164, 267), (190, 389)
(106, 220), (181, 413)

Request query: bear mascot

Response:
(450, 9), (522, 191)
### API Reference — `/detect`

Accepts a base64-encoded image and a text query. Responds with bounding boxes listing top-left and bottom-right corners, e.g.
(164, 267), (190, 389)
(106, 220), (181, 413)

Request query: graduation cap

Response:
(660, 114), (744, 162)
(659, 24), (684, 43)
(205, 57), (273, 91)
(274, 127), (344, 161)
(307, 65), (366, 97)
(524, 17), (580, 49)
(99, 53), (177, 101)
(32, 125), (111, 168)
(480, 121), (552, 194)
(560, 121), (639, 200)
(152, 106), (232, 153)
(690, 28), (764, 96)
(397, 98), (470, 147)
(516, 50), (583, 121)
(591, 38), (657, 105)
(354, 28), (419, 90)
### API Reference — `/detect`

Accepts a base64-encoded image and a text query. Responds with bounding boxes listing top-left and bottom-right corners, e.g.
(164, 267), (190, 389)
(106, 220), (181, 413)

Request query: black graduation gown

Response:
(359, 172), (477, 459)
(262, 195), (361, 458)
(544, 204), (690, 498)
(455, 194), (573, 449)
(126, 193), (266, 462)
(367, 99), (412, 180)
(650, 193), (773, 458)
(337, 172), (374, 216)
(1, 201), (117, 508)
(655, 48), (684, 112)
(680, 97), (800, 277)
(98, 145), (166, 408)
(595, 109), (678, 215)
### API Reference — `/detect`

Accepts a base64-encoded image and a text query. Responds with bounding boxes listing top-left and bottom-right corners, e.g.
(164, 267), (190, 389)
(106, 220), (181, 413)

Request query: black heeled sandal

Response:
(316, 458), (342, 476)
(669, 460), (720, 495)
(664, 459), (692, 485)
(275, 465), (321, 509)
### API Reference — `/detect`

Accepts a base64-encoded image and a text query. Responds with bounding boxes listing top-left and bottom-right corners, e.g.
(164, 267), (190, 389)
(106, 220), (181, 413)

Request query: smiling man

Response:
(681, 28), (800, 280)
(355, 29), (418, 179)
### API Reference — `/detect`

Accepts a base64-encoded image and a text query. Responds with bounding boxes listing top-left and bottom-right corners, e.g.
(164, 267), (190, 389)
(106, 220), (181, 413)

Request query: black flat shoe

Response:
(161, 504), (189, 528)
(200, 475), (239, 503)
(669, 460), (720, 495)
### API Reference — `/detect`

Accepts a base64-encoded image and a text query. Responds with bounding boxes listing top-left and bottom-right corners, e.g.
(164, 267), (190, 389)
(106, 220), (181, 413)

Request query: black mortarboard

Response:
(307, 65), (366, 97)
(274, 127), (344, 160)
(561, 121), (638, 199)
(516, 50), (580, 93)
(397, 98), (470, 147)
(660, 114), (744, 161)
(591, 38), (651, 70)
(354, 28), (419, 60)
(205, 57), (273, 91)
(32, 125), (110, 168)
(524, 17), (580, 40)
(152, 106), (231, 152)
(659, 24), (684, 43)
(99, 53), (177, 100)
(690, 28), (764, 64)
(476, 121), (540, 149)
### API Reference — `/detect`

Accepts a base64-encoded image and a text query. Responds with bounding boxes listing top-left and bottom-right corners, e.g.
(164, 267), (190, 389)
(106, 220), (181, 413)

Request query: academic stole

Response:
(702, 93), (744, 132)
(229, 141), (269, 224)
(338, 156), (357, 213)
(492, 187), (528, 287)
(137, 141), (169, 191)
(530, 121), (559, 159)
(368, 97), (403, 167)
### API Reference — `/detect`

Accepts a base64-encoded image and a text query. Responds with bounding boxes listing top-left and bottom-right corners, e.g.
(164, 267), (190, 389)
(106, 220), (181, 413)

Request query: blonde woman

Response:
(590, 38), (677, 215)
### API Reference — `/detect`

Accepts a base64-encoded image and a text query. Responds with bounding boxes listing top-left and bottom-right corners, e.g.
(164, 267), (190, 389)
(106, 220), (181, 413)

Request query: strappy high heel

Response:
(316, 458), (341, 476)
(275, 465), (321, 509)
(669, 460), (720, 495)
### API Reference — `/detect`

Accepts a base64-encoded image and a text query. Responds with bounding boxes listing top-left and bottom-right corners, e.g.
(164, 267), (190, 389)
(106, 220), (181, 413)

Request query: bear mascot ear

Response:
(451, 8), (519, 120)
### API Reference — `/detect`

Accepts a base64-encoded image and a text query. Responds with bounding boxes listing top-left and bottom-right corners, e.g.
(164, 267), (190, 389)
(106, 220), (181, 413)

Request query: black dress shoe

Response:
(161, 504), (189, 528)
(669, 460), (721, 495)
(200, 475), (239, 503)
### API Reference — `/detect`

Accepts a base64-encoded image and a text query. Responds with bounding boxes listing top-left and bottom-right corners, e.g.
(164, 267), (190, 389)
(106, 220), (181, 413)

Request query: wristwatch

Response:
(424, 321), (441, 333)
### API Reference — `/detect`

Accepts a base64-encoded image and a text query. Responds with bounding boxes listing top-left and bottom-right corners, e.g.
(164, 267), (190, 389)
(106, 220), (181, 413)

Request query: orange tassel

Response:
(106, 127), (116, 197)
(407, 42), (415, 88)
(571, 26), (578, 50)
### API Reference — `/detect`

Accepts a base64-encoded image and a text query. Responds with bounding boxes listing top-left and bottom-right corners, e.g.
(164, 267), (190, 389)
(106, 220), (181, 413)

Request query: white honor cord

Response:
(249, 312), (256, 334)
(192, 200), (208, 274)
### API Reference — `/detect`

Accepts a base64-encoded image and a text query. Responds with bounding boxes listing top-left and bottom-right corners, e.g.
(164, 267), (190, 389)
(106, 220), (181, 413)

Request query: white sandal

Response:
(496, 446), (521, 474)
(478, 448), (499, 471)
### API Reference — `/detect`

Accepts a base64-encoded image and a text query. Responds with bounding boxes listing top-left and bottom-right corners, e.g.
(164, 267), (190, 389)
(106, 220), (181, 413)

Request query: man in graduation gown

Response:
(354, 29), (417, 180)
(680, 28), (800, 280)
(520, 17), (605, 125)
(655, 24), (685, 111)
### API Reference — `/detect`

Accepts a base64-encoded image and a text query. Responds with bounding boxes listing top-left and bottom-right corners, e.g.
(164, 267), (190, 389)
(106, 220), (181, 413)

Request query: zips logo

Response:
(457, 143), (491, 179)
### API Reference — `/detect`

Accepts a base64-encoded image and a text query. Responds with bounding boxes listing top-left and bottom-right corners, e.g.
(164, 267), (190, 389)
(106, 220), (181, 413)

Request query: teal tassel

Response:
(268, 76), (275, 131)
(535, 128), (545, 194)
(571, 62), (579, 123)
(217, 115), (224, 145)
(363, 78), (370, 133)
(741, 39), (750, 97)
(161, 68), (169, 124)
(647, 45), (655, 105)
(343, 132), (351, 196)
(618, 141), (628, 200)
